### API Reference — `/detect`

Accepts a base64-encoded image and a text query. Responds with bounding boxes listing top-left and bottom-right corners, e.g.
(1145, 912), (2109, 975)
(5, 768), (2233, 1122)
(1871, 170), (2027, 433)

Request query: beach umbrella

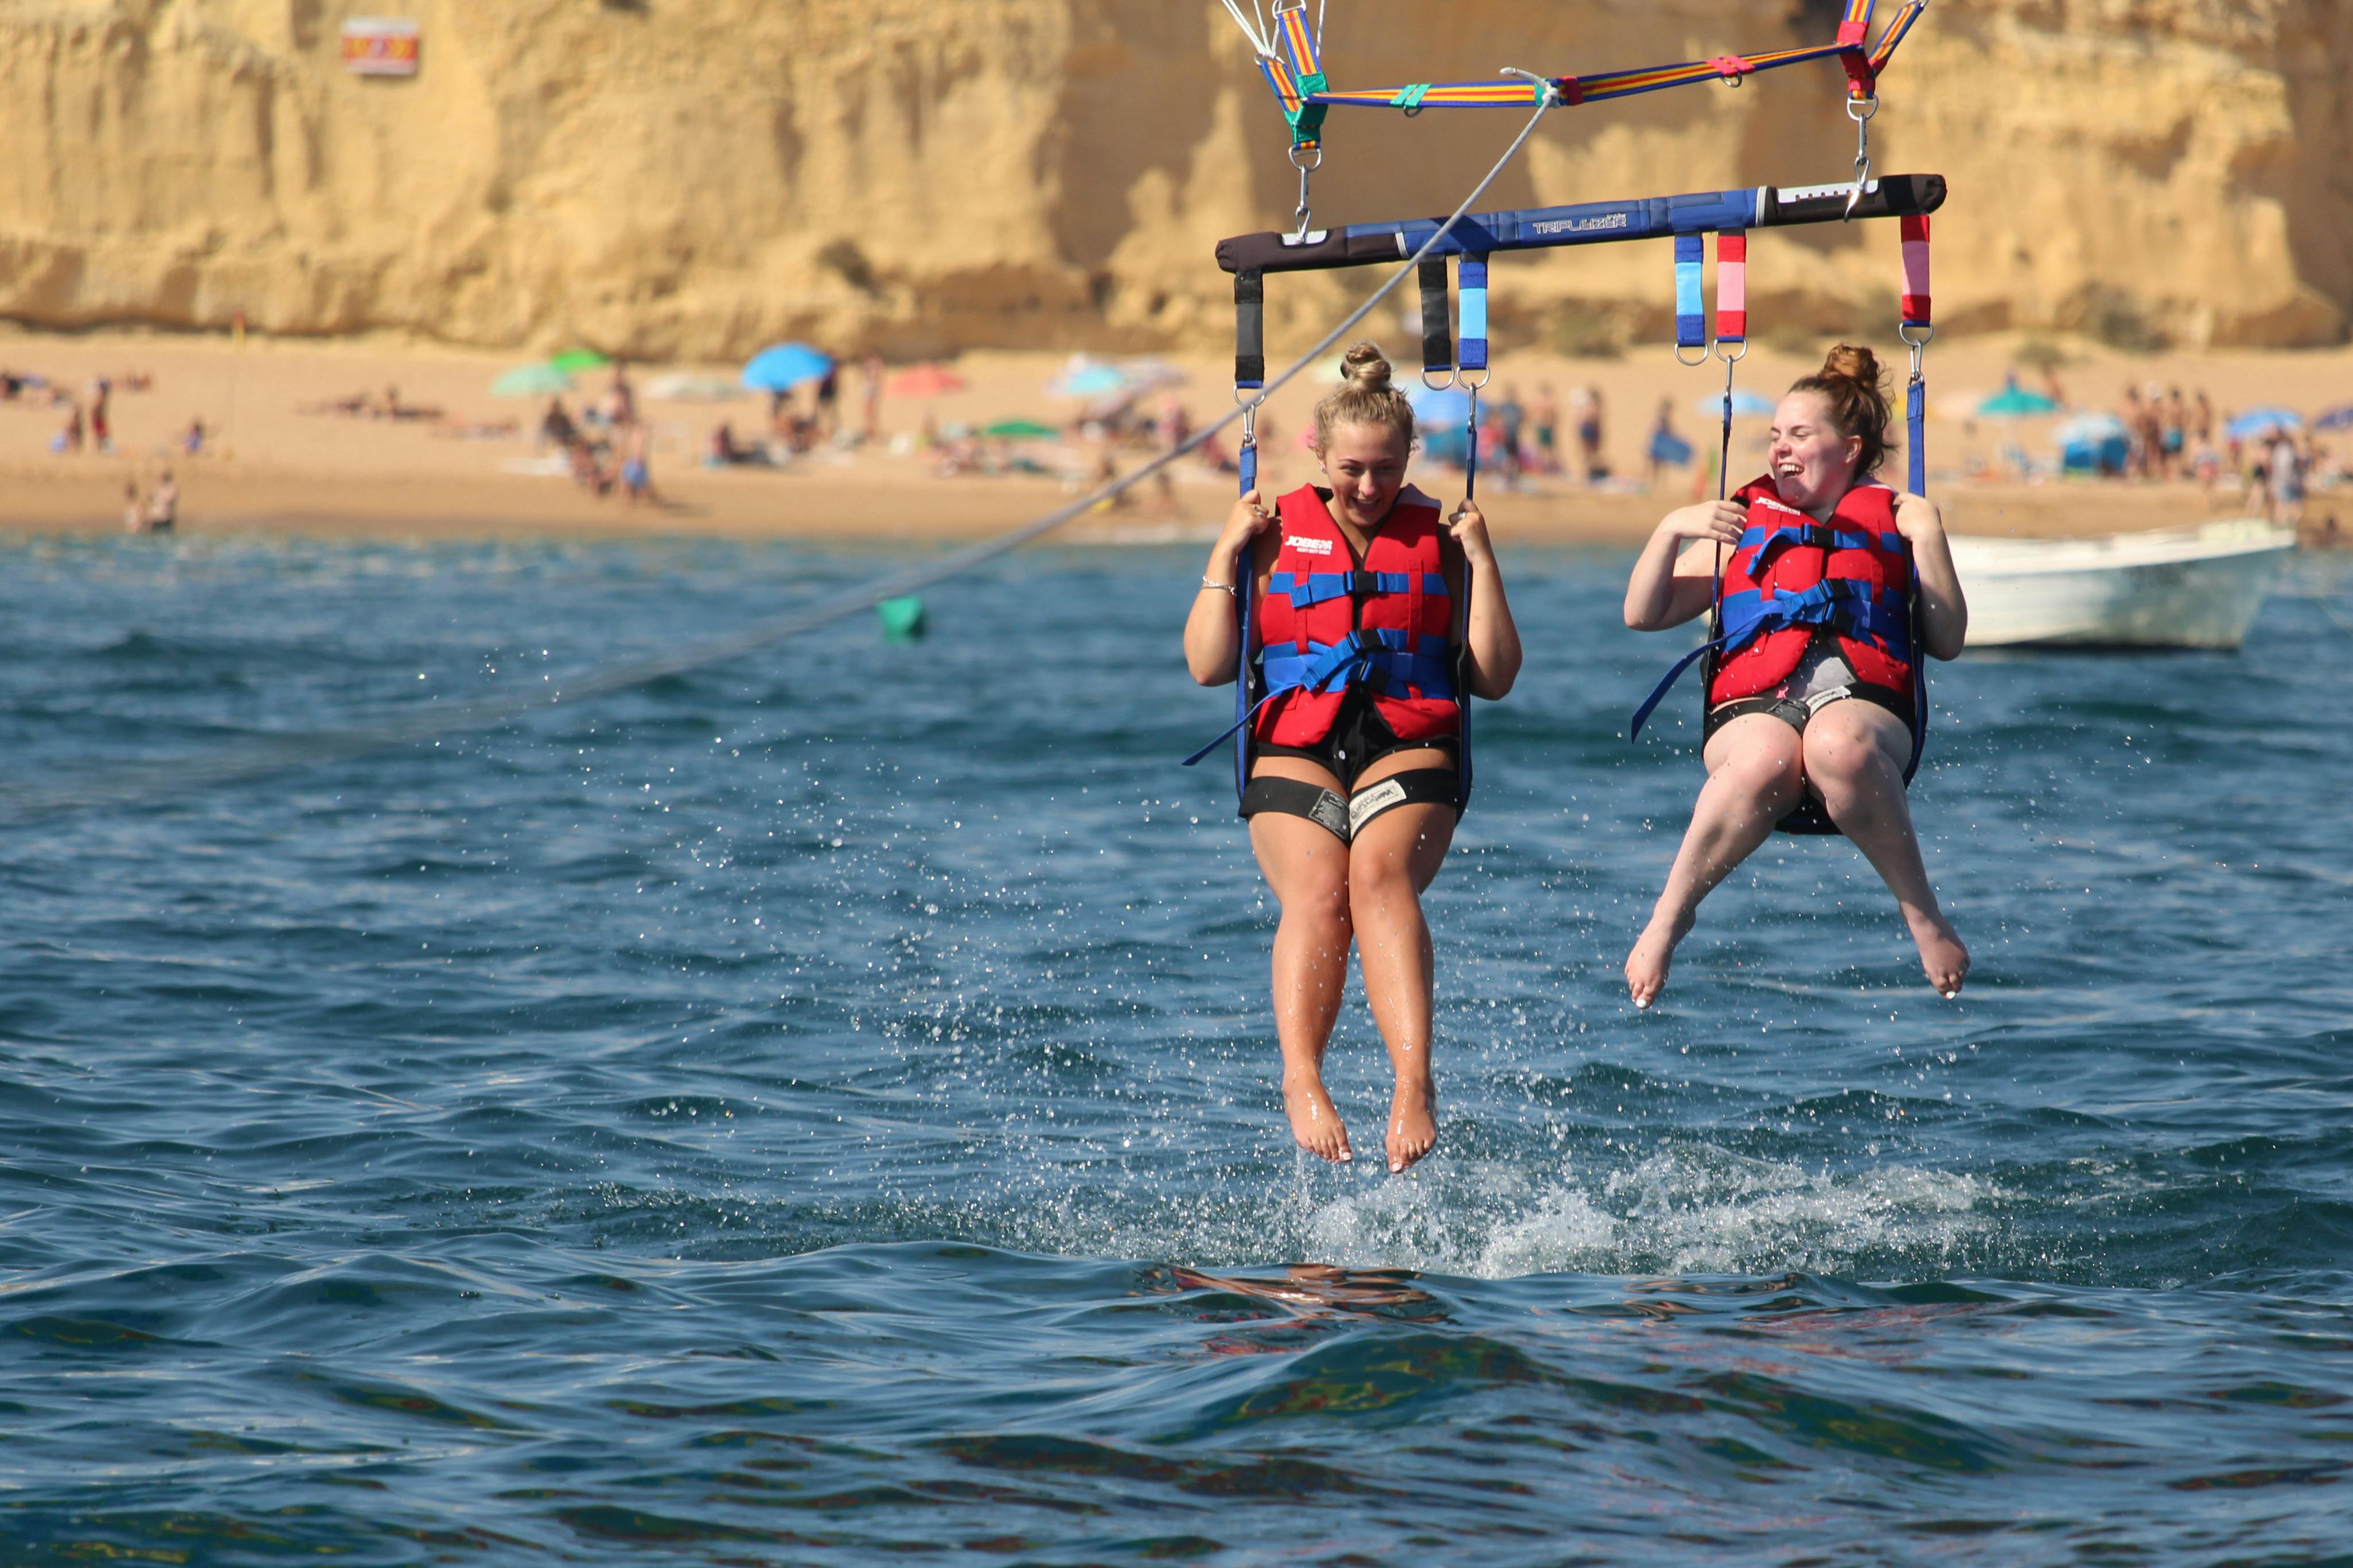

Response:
(982, 418), (1059, 439)
(2225, 407), (2301, 440)
(2053, 412), (2128, 443)
(548, 348), (610, 374)
(885, 363), (967, 397)
(1407, 385), (1473, 463)
(1690, 389), (1776, 419)
(741, 342), (834, 393)
(1978, 386), (2060, 418)
(1117, 357), (1189, 393)
(643, 372), (743, 402)
(1049, 359), (1131, 399)
(490, 362), (574, 397)
(2312, 405), (2353, 431)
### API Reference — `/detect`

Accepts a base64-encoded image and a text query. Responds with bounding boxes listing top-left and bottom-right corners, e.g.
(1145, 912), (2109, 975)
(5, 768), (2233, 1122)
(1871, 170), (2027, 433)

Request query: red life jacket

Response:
(1707, 476), (1915, 706)
(1253, 485), (1459, 747)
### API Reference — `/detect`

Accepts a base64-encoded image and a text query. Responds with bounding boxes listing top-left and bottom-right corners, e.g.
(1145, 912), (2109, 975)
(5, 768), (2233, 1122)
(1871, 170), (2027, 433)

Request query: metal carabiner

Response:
(1842, 94), (1879, 221)
(1288, 141), (1323, 243)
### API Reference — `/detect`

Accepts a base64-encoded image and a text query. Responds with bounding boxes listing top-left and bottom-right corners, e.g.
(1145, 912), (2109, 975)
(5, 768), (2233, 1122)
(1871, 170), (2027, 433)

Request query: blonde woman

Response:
(1185, 344), (1524, 1173)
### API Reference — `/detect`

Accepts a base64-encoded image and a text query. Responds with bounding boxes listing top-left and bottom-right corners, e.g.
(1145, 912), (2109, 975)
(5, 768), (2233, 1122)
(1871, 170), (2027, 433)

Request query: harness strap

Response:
(1418, 258), (1454, 379)
(1458, 255), (1489, 375)
(1674, 233), (1706, 352)
(1267, 570), (1448, 607)
(1234, 270), (1266, 391)
(1715, 231), (1748, 344)
(1900, 214), (1931, 331)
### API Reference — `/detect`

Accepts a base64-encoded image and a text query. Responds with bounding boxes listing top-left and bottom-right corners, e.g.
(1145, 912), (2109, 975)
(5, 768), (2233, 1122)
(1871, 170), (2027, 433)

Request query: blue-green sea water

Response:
(1, 532), (2348, 1566)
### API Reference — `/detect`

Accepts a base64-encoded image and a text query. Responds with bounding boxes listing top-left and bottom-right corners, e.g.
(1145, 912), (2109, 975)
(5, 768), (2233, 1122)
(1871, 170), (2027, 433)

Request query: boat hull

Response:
(1951, 521), (2295, 650)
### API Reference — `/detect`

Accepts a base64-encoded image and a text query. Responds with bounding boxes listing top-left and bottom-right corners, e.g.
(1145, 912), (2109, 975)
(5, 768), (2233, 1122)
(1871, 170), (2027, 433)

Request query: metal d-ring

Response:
(1422, 366), (1461, 392)
(1458, 364), (1494, 393)
(1713, 337), (1749, 367)
(1674, 343), (1712, 368)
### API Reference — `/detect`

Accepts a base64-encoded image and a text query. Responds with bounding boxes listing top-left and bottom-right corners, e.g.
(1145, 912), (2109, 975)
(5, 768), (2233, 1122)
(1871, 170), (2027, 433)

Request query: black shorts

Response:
(1253, 687), (1458, 790)
(1243, 689), (1461, 843)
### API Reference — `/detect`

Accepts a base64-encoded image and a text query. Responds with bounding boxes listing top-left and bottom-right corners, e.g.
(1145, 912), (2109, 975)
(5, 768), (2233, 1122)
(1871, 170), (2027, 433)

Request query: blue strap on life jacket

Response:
(1626, 577), (1911, 742)
(1739, 520), (1907, 564)
(1183, 629), (1455, 767)
(1267, 570), (1448, 607)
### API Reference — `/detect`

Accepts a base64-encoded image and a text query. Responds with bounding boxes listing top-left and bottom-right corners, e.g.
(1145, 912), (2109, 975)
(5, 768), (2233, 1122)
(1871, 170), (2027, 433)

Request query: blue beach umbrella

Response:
(1407, 385), (1474, 463)
(1690, 389), (1776, 419)
(2312, 405), (2353, 431)
(2225, 407), (2301, 441)
(2054, 412), (2130, 475)
(741, 342), (835, 393)
(1049, 360), (1131, 399)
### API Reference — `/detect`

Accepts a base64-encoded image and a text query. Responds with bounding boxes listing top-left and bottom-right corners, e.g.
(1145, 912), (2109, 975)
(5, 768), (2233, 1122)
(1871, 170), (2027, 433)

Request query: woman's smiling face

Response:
(1767, 390), (1864, 512)
(1319, 420), (1411, 528)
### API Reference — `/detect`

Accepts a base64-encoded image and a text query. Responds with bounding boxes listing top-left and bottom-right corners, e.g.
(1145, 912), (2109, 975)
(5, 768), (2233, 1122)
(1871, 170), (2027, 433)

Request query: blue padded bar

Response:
(1369, 186), (1762, 263)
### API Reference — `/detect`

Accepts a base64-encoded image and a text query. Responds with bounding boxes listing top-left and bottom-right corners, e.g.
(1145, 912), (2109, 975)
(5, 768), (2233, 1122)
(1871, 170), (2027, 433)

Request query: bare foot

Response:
(1624, 907), (1694, 1009)
(1385, 1076), (1437, 1174)
(1281, 1068), (1353, 1163)
(1907, 909), (1970, 998)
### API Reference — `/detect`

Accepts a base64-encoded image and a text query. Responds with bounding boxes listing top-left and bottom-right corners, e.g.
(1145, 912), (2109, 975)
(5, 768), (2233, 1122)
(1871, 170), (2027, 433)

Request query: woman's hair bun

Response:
(1820, 343), (1882, 385)
(1789, 342), (1895, 478)
(1311, 340), (1416, 457)
(1340, 341), (1394, 392)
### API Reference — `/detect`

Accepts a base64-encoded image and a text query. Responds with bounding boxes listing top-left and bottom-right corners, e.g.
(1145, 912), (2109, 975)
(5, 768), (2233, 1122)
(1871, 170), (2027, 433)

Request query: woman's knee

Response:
(1345, 852), (1421, 921)
(1275, 868), (1353, 930)
(1803, 721), (1899, 797)
(1714, 741), (1803, 809)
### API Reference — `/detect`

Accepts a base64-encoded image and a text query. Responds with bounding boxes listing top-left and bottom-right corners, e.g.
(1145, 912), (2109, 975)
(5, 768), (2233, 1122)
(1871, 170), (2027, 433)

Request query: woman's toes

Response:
(1385, 1082), (1438, 1174)
(1282, 1076), (1352, 1163)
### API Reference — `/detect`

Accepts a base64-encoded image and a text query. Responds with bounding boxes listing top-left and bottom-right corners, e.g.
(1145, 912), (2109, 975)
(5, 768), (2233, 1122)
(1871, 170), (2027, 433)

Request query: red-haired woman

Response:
(1622, 345), (1970, 1007)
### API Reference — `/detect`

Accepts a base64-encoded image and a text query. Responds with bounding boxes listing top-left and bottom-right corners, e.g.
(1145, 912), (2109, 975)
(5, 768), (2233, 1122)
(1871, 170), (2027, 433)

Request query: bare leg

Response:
(1802, 702), (1970, 997)
(1346, 799), (1456, 1172)
(1249, 803), (1355, 1162)
(1627, 714), (1805, 1007)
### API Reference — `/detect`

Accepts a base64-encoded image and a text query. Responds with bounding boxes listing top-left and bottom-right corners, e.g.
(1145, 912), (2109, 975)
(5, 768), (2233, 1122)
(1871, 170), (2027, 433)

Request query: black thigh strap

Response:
(1240, 775), (1350, 841)
(1346, 767), (1463, 838)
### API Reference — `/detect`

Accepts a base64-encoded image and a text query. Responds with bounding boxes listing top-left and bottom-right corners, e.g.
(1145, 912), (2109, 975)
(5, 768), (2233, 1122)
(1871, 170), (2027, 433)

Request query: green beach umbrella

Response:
(491, 362), (575, 397)
(548, 348), (611, 374)
(1978, 386), (2060, 418)
(983, 418), (1059, 439)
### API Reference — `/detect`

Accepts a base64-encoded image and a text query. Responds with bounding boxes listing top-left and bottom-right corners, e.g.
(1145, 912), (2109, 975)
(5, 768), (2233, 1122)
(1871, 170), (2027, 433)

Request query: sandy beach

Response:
(3, 322), (2345, 546)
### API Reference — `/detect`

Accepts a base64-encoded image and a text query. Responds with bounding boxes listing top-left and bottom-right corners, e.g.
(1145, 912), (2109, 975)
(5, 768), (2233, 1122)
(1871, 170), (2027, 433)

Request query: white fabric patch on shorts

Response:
(1347, 778), (1407, 837)
(1284, 536), (1335, 556)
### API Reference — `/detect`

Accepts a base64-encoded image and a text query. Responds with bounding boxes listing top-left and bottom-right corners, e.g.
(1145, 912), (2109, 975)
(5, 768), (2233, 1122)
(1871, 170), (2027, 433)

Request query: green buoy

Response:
(876, 595), (928, 642)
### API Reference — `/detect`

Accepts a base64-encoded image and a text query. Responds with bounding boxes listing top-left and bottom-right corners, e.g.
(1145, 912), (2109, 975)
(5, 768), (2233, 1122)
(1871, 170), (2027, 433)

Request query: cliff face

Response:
(1, 0), (2346, 357)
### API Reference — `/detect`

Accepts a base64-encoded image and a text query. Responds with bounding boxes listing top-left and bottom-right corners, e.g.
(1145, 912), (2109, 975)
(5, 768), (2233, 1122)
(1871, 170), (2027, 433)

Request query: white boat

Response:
(1950, 518), (2297, 649)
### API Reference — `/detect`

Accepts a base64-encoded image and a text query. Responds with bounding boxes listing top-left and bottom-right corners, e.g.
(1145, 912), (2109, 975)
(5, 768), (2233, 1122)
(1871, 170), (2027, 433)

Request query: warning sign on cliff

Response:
(341, 18), (420, 77)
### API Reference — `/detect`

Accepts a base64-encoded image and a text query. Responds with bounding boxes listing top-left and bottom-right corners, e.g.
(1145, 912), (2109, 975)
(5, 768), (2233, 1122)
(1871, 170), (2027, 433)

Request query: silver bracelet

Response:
(1199, 576), (1238, 595)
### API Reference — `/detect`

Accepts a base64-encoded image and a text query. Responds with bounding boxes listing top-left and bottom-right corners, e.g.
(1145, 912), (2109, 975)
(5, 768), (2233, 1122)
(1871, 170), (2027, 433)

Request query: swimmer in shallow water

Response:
(1622, 345), (1969, 1005)
(1183, 343), (1524, 1173)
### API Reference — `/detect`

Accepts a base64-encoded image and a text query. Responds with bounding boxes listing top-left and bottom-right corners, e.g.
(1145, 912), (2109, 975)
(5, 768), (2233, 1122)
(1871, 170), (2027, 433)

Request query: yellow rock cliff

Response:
(1, 0), (2347, 357)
